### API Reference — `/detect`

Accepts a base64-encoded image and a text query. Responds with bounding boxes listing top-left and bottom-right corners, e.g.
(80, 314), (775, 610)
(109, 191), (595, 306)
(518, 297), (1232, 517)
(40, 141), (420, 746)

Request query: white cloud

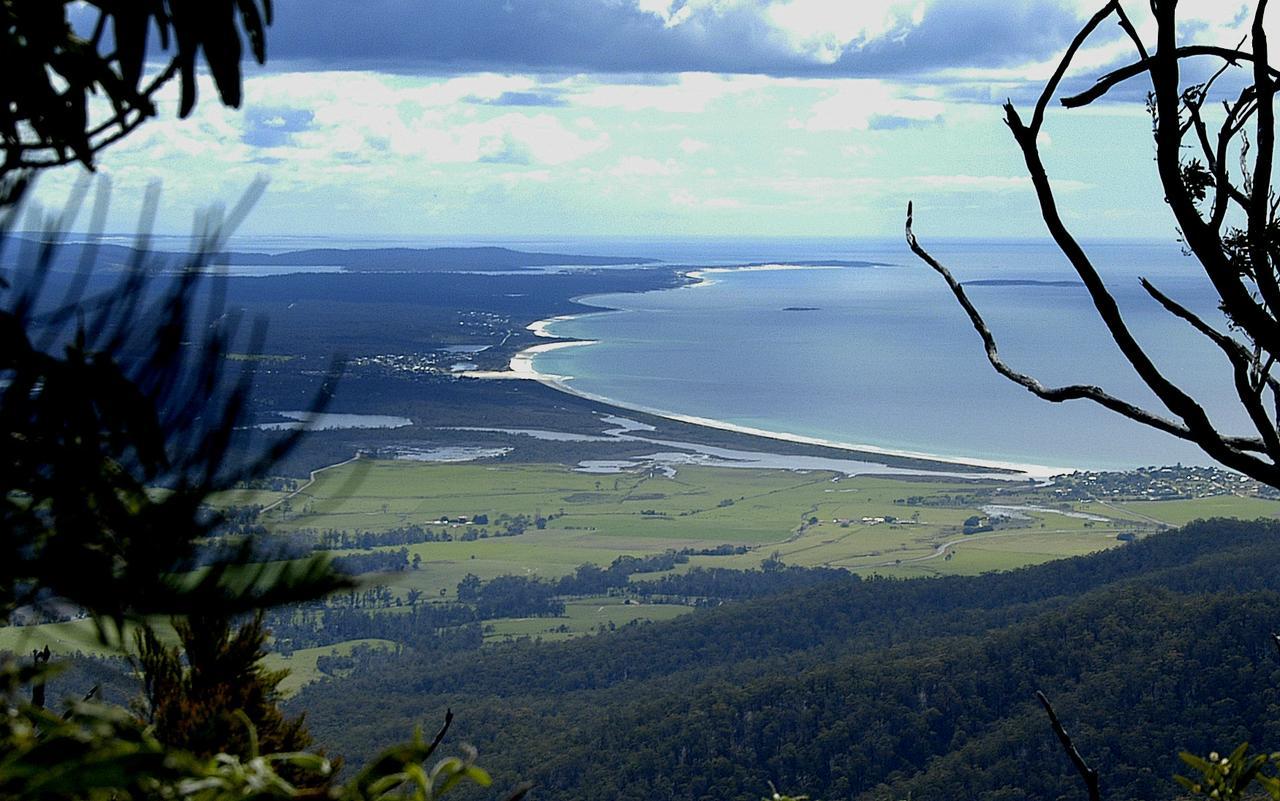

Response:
(765, 0), (928, 63)
(794, 79), (945, 131)
(577, 72), (768, 113)
(679, 137), (710, 154)
(631, 0), (935, 63)
(669, 188), (745, 208)
(609, 156), (681, 177)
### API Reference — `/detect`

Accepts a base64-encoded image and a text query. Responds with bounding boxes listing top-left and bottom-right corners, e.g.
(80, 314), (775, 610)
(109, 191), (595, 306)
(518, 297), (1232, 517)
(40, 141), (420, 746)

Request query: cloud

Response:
(678, 137), (709, 154)
(576, 73), (768, 113)
(669, 189), (743, 208)
(609, 156), (680, 177)
(764, 0), (927, 64)
(468, 91), (568, 107)
(263, 0), (1096, 80)
(867, 113), (941, 130)
(478, 135), (534, 165)
(792, 79), (946, 131)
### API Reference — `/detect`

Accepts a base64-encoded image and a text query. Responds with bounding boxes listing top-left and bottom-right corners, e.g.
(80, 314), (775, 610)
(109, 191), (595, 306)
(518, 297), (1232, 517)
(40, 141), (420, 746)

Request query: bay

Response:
(531, 239), (1247, 472)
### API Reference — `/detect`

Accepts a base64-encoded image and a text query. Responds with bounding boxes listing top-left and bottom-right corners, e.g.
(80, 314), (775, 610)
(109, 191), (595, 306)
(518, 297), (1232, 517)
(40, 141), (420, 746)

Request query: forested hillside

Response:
(294, 518), (1280, 800)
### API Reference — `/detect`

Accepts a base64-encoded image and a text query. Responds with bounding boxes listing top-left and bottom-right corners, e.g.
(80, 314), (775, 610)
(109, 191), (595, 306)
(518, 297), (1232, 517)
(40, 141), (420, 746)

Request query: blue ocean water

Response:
(530, 239), (1248, 472)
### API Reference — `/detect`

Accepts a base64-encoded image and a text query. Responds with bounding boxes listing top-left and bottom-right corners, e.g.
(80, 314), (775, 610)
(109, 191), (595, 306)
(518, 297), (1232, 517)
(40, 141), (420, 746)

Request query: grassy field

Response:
(262, 638), (396, 695)
(0, 619), (124, 657)
(11, 459), (1279, 690)
(255, 459), (1280, 590)
(482, 597), (693, 643)
(1089, 495), (1280, 527)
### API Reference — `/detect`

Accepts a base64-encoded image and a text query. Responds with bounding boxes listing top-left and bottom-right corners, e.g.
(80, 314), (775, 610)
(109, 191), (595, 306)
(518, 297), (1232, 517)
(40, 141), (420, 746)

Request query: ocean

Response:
(525, 238), (1246, 473)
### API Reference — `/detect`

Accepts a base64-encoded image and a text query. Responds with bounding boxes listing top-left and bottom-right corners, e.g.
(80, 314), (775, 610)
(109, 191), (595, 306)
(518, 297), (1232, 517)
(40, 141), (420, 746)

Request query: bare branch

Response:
(1062, 45), (1280, 109)
(1003, 88), (1258, 464)
(907, 205), (1204, 441)
(1037, 691), (1101, 801)
(1145, 10), (1280, 370)
(1246, 2), (1280, 325)
(1111, 3), (1148, 61)
(426, 708), (455, 761)
(1030, 2), (1120, 134)
(908, 204), (1280, 486)
(1141, 279), (1280, 455)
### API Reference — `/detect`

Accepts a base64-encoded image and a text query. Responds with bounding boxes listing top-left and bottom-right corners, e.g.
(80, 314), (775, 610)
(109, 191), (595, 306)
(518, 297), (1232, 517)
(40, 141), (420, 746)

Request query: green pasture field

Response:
(11, 461), (1279, 678)
(209, 488), (293, 508)
(1091, 495), (1280, 527)
(0, 619), (123, 658)
(262, 638), (396, 696)
(482, 597), (693, 644)
(253, 459), (1209, 590)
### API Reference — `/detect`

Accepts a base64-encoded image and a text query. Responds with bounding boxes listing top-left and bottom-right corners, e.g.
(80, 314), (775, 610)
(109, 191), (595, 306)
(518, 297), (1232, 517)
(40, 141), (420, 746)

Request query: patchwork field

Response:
(11, 458), (1280, 696)
(259, 459), (1280, 590)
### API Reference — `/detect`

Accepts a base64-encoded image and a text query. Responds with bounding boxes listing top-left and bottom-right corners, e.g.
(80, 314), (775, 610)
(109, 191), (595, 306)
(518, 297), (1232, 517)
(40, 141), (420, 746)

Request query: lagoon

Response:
(257, 411), (413, 431)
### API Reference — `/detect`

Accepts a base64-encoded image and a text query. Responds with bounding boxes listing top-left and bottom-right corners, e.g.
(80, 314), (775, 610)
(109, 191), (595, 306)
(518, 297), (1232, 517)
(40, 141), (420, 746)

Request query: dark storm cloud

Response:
(836, 0), (1100, 74)
(265, 0), (1098, 78)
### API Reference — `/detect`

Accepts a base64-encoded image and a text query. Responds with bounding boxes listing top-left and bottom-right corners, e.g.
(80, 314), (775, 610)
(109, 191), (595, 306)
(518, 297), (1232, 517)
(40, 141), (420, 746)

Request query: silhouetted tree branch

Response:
(1, 1), (273, 205)
(0, 180), (353, 635)
(908, 0), (1280, 489)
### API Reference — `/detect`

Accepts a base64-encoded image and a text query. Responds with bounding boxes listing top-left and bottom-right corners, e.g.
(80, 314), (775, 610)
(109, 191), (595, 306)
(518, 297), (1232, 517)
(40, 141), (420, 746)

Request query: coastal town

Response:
(1044, 464), (1279, 501)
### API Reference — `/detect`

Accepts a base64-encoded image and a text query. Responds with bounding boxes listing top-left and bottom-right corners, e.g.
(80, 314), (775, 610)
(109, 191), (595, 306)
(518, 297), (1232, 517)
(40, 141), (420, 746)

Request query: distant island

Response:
(781, 306), (820, 311)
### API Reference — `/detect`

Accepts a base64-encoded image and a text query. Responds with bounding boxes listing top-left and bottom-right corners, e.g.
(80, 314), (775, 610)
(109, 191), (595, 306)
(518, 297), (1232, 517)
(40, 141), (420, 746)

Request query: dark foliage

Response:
(294, 519), (1280, 800)
(135, 615), (320, 772)
(0, 194), (352, 634)
(1, 0), (272, 194)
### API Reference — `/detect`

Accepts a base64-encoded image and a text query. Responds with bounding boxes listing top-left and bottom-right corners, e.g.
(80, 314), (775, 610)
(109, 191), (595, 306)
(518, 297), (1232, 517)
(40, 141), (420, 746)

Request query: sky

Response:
(25, 0), (1270, 242)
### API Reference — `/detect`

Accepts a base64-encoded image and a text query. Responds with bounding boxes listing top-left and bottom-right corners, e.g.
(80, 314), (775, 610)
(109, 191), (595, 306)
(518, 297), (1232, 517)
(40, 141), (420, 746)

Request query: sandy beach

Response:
(466, 313), (1069, 480)
(683, 263), (843, 289)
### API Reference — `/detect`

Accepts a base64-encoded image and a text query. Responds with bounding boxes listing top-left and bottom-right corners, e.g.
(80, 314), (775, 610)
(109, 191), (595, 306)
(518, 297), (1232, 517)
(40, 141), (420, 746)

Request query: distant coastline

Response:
(467, 269), (1069, 480)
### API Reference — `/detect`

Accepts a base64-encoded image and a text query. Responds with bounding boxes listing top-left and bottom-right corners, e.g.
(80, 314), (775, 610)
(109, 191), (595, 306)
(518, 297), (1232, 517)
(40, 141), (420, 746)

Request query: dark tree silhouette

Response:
(1, 1), (273, 203)
(0, 5), (520, 799)
(907, 0), (1280, 489)
(0, 184), (353, 637)
(908, 4), (1280, 798)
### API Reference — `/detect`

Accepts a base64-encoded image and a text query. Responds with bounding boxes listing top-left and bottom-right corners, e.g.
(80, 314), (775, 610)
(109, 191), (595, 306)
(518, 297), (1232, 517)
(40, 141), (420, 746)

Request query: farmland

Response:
(257, 458), (1280, 589)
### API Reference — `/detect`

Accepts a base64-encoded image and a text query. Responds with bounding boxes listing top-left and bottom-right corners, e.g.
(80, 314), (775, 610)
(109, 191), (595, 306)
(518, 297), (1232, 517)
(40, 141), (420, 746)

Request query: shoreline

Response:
(466, 313), (1072, 481)
(682, 263), (844, 290)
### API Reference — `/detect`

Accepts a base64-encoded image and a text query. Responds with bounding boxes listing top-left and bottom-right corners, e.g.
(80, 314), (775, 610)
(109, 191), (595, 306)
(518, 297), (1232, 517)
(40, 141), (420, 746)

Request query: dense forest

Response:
(291, 518), (1280, 800)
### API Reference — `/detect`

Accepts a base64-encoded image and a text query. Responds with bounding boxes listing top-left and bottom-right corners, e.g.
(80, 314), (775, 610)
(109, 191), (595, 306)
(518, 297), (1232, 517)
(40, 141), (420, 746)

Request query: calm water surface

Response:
(532, 239), (1243, 471)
